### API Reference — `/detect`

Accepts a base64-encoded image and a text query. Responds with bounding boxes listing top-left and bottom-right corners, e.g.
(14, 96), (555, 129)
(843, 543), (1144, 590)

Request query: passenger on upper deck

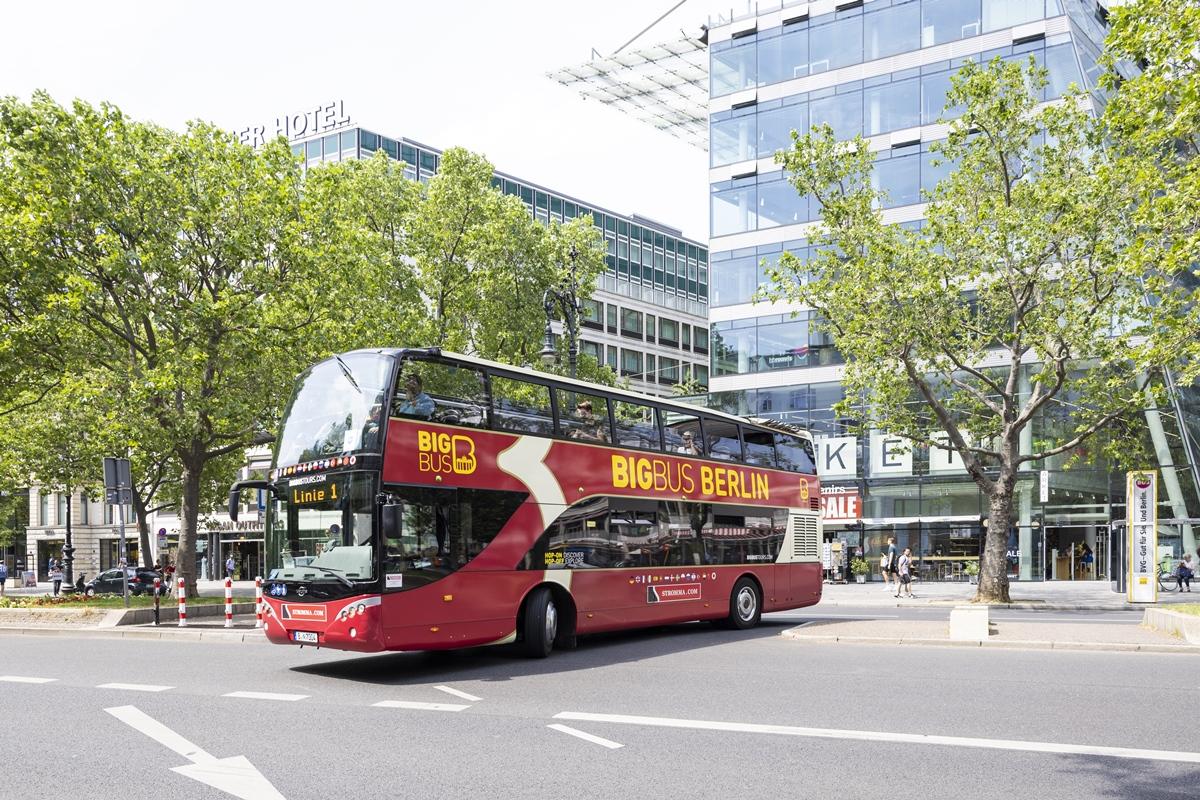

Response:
(570, 400), (607, 442)
(677, 430), (702, 456)
(397, 374), (435, 419)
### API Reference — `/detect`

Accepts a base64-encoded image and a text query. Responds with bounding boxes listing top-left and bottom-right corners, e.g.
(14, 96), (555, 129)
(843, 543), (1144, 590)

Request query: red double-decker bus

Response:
(230, 348), (822, 657)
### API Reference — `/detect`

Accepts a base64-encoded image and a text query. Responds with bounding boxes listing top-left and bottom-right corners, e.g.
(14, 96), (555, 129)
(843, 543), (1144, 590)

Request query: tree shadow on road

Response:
(1058, 756), (1200, 799)
(290, 619), (794, 686)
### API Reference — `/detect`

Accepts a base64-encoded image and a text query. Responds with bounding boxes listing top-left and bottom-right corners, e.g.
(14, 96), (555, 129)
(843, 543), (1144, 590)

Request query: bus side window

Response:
(401, 361), (489, 428)
(774, 432), (815, 473)
(663, 412), (702, 455)
(701, 418), (741, 462)
(742, 427), (776, 468)
(491, 375), (554, 436)
(613, 400), (661, 451)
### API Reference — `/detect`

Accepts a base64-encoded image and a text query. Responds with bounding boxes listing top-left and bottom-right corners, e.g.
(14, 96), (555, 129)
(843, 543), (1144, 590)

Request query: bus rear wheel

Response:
(521, 586), (557, 659)
(722, 577), (761, 630)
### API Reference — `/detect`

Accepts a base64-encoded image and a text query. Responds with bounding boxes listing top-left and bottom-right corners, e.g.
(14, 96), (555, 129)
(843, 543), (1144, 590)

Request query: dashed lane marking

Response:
(553, 712), (1200, 765)
(434, 685), (482, 702)
(372, 700), (471, 712)
(547, 724), (624, 750)
(222, 691), (308, 702)
(97, 683), (174, 692)
(0, 675), (56, 684)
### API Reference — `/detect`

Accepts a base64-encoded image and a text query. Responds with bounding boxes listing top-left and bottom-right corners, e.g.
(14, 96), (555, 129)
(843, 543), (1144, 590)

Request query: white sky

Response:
(1, 0), (717, 241)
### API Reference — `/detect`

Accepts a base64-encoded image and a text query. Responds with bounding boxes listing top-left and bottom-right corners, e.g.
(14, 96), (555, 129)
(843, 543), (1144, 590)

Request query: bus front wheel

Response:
(721, 577), (761, 630)
(521, 586), (557, 659)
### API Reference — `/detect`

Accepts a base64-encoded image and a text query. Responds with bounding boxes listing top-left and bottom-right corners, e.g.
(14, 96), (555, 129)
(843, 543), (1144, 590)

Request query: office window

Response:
(758, 103), (809, 160)
(711, 115), (757, 167)
(759, 27), (809, 85)
(382, 138), (399, 160)
(646, 354), (656, 381)
(306, 140), (321, 161)
(340, 130), (357, 156)
(694, 364), (710, 387)
(693, 327), (709, 353)
(659, 318), (679, 346)
(865, 77), (921, 136)
(659, 357), (680, 384)
(873, 153), (921, 208)
(983, 0), (1043, 33)
(711, 255), (759, 307)
(809, 15), (862, 74)
(621, 309), (644, 338)
(1045, 43), (1083, 98)
(809, 90), (862, 142)
(606, 345), (618, 370)
(581, 340), (601, 359)
(711, 185), (757, 237)
(711, 41), (757, 96)
(582, 298), (603, 328)
(865, 2), (920, 61)
(645, 314), (656, 343)
(758, 177), (810, 228)
(621, 349), (644, 379)
(922, 0), (981, 47)
(606, 304), (618, 332)
(682, 325), (692, 350)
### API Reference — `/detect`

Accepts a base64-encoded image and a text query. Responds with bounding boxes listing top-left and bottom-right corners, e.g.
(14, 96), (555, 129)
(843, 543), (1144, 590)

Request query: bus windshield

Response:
(270, 471), (376, 583)
(276, 353), (394, 466)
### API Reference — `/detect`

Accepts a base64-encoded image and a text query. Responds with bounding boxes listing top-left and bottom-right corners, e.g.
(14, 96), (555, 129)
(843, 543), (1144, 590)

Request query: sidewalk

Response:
(816, 578), (1197, 610)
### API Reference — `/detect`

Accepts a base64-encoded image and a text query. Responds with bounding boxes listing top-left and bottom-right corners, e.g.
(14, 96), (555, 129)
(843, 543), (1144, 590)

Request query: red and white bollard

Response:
(224, 576), (233, 628)
(177, 578), (187, 627)
(254, 576), (264, 629)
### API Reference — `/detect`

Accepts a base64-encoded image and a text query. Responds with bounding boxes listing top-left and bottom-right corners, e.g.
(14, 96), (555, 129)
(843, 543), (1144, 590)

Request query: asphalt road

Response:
(766, 605), (1147, 625)
(2, 621), (1197, 800)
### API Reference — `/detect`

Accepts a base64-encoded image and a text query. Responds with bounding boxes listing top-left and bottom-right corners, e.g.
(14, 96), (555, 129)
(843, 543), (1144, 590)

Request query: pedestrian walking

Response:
(895, 547), (915, 599)
(883, 536), (898, 590)
(225, 555), (236, 579)
(1177, 554), (1194, 592)
(49, 563), (64, 596)
(0, 560), (7, 597)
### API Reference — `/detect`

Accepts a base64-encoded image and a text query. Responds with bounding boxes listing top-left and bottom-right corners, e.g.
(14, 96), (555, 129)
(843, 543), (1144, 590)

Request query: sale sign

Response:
(820, 487), (861, 523)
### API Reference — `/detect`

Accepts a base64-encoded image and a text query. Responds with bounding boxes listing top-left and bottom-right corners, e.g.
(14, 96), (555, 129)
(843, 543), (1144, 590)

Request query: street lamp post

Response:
(539, 245), (582, 381)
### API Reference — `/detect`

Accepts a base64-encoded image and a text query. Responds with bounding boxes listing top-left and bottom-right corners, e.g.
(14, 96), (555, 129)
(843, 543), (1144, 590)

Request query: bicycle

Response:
(1157, 566), (1179, 592)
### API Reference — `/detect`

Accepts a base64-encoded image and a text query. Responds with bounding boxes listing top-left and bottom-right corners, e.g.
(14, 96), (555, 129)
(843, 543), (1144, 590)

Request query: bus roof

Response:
(342, 347), (813, 441)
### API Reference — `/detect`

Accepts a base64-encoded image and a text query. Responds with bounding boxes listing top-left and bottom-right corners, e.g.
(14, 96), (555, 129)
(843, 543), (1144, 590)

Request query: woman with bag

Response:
(1177, 554), (1194, 592)
(895, 547), (915, 599)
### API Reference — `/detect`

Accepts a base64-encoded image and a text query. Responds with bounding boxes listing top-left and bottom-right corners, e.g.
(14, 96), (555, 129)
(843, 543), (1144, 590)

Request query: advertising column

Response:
(1126, 471), (1157, 603)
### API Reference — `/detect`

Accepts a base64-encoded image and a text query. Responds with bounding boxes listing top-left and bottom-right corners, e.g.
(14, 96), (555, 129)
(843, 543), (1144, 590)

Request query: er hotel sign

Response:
(1126, 471), (1157, 603)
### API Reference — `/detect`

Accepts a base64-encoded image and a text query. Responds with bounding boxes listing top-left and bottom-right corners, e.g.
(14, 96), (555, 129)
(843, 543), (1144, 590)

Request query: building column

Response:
(1144, 385), (1197, 556)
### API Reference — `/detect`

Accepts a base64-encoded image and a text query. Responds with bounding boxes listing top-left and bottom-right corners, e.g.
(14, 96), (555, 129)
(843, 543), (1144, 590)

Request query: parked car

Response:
(84, 568), (165, 597)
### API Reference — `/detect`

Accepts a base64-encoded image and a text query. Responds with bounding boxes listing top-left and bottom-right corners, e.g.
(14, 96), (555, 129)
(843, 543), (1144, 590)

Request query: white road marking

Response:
(105, 705), (285, 800)
(434, 685), (482, 702)
(372, 700), (470, 712)
(547, 724), (624, 750)
(0, 675), (56, 684)
(782, 613), (902, 619)
(98, 682), (174, 693)
(554, 712), (1200, 765)
(222, 691), (308, 702)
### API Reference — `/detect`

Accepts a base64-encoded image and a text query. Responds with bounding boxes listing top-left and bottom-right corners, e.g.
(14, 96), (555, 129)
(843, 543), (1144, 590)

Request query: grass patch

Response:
(1170, 604), (1200, 617)
(0, 594), (229, 609)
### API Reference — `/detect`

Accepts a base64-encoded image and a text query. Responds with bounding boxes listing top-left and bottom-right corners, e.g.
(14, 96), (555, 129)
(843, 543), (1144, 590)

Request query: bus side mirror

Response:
(382, 503), (404, 541)
(228, 488), (241, 522)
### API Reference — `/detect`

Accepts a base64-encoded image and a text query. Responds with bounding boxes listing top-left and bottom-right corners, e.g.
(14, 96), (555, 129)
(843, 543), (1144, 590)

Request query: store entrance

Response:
(221, 539), (264, 580)
(1043, 525), (1101, 580)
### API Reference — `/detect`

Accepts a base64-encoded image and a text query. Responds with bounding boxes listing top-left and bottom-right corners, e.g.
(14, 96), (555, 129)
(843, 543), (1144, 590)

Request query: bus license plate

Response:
(293, 631), (318, 643)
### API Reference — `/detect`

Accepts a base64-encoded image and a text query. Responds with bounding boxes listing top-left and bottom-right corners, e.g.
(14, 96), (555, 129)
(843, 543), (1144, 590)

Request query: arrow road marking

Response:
(554, 711), (1200, 765)
(434, 685), (482, 702)
(105, 705), (286, 800)
(547, 724), (623, 750)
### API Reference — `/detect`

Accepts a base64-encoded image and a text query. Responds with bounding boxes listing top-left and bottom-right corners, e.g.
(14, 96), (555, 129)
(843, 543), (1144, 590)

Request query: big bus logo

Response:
(417, 430), (477, 475)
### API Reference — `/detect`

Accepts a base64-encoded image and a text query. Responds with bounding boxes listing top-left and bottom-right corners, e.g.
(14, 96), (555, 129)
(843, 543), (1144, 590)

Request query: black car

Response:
(84, 568), (166, 597)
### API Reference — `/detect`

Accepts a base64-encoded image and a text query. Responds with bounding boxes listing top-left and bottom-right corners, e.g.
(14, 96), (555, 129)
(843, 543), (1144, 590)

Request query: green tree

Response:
(769, 58), (1186, 602)
(0, 94), (341, 596)
(1100, 0), (1200, 382)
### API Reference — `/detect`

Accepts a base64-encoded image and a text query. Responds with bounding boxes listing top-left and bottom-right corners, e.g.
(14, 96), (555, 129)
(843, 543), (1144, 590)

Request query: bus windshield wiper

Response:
(305, 565), (355, 588)
(333, 355), (361, 393)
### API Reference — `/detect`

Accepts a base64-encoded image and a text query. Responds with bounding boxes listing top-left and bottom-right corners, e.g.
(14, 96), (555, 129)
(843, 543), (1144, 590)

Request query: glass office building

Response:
(290, 128), (711, 397)
(705, 0), (1199, 581)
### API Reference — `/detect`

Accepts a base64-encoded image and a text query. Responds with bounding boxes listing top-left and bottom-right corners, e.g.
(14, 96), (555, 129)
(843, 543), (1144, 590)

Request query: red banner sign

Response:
(820, 487), (861, 522)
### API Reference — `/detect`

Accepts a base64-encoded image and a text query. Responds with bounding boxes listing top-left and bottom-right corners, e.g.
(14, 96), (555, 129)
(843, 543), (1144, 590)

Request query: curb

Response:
(814, 601), (1137, 612)
(780, 629), (1200, 654)
(0, 624), (269, 644)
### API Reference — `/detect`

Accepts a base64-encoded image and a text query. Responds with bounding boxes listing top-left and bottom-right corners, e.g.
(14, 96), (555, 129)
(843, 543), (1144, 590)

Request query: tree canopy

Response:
(768, 56), (1189, 602)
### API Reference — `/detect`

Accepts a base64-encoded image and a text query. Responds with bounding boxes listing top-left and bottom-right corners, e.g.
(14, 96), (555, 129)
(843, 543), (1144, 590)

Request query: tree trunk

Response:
(977, 491), (1014, 603)
(131, 491), (153, 569)
(178, 460), (203, 599)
